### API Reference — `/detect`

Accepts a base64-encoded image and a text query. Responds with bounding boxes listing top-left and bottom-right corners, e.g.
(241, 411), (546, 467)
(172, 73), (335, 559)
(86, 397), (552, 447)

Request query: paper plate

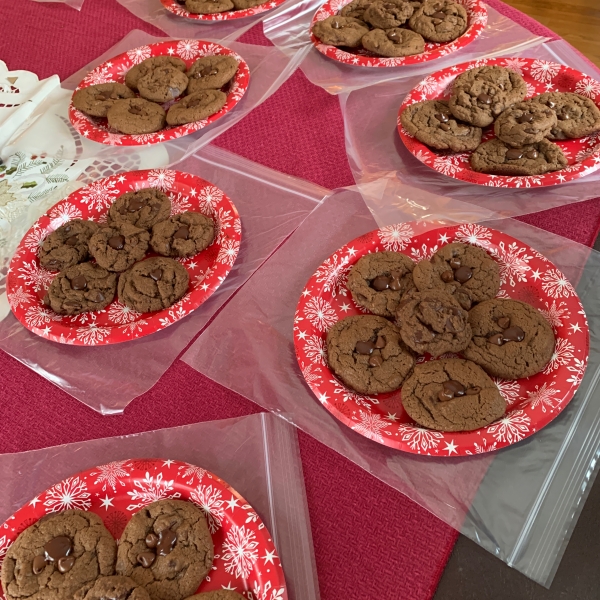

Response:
(0, 459), (287, 599)
(161, 0), (287, 21)
(294, 223), (589, 456)
(69, 40), (250, 147)
(398, 57), (600, 187)
(7, 169), (241, 346)
(310, 0), (487, 68)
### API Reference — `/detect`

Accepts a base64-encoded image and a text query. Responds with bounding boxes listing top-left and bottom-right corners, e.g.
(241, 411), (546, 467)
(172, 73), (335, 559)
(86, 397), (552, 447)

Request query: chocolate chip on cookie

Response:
(186, 56), (239, 94)
(362, 28), (425, 57)
(39, 219), (99, 272)
(400, 99), (482, 152)
(312, 16), (370, 47)
(412, 242), (500, 310)
(463, 298), (555, 379)
(118, 257), (189, 313)
(107, 98), (166, 135)
(530, 91), (600, 140)
(125, 56), (187, 92)
(395, 289), (472, 357)
(72, 83), (135, 118)
(449, 65), (528, 127)
(326, 315), (415, 395)
(408, 0), (468, 43)
(137, 65), (189, 104)
(346, 251), (415, 318)
(470, 138), (568, 176)
(494, 100), (558, 147)
(402, 358), (506, 431)
(108, 188), (172, 231)
(46, 262), (117, 315)
(150, 212), (215, 258)
(363, 0), (414, 29)
(88, 223), (150, 273)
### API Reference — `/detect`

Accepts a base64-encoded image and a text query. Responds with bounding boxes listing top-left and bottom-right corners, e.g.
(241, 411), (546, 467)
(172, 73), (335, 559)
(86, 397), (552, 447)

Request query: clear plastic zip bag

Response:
(182, 179), (600, 587)
(262, 0), (546, 94)
(0, 146), (327, 414)
(0, 412), (320, 600)
(341, 39), (600, 219)
(31, 0), (85, 10)
(1, 29), (304, 167)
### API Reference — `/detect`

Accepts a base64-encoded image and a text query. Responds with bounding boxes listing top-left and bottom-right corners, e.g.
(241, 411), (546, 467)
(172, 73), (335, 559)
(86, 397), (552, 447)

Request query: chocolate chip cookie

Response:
(72, 83), (136, 118)
(75, 577), (150, 600)
(39, 219), (99, 272)
(449, 65), (528, 127)
(150, 212), (215, 258)
(125, 57), (187, 92)
(137, 66), (189, 104)
(89, 223), (150, 272)
(395, 289), (472, 356)
(312, 16), (370, 47)
(108, 189), (172, 231)
(326, 315), (415, 395)
(118, 257), (189, 313)
(530, 91), (600, 140)
(107, 98), (166, 135)
(494, 101), (558, 147)
(400, 100), (482, 152)
(231, 0), (266, 8)
(470, 138), (568, 176)
(362, 28), (425, 57)
(363, 0), (414, 29)
(45, 262), (117, 315)
(412, 242), (500, 310)
(463, 298), (555, 379)
(186, 0), (235, 13)
(408, 0), (468, 42)
(402, 358), (506, 431)
(340, 0), (372, 20)
(346, 251), (415, 318)
(116, 500), (214, 600)
(186, 56), (239, 94)
(166, 90), (227, 126)
(1, 510), (117, 600)
(185, 593), (244, 600)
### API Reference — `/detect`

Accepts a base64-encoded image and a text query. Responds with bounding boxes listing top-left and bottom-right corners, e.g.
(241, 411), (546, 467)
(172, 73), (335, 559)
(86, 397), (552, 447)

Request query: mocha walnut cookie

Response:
(361, 28), (425, 58)
(463, 298), (555, 379)
(493, 101), (558, 147)
(166, 91), (227, 126)
(326, 315), (415, 395)
(470, 138), (568, 176)
(395, 289), (472, 356)
(75, 577), (150, 600)
(38, 219), (99, 272)
(150, 212), (215, 258)
(136, 66), (189, 104)
(72, 83), (135, 118)
(412, 242), (500, 310)
(116, 500), (214, 600)
(408, 0), (468, 43)
(186, 56), (239, 94)
(363, 0), (414, 29)
(400, 100), (482, 152)
(1, 510), (117, 600)
(45, 262), (117, 316)
(108, 189), (172, 231)
(107, 98), (166, 135)
(448, 65), (528, 127)
(125, 56), (187, 92)
(401, 358), (506, 432)
(312, 16), (370, 47)
(118, 257), (189, 313)
(186, 0), (235, 13)
(530, 91), (600, 140)
(88, 223), (150, 273)
(340, 0), (372, 20)
(346, 251), (416, 318)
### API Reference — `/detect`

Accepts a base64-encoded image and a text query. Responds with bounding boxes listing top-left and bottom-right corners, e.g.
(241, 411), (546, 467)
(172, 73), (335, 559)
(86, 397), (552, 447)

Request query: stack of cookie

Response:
(312, 0), (468, 58)
(38, 188), (215, 316)
(72, 55), (239, 135)
(401, 64), (600, 176)
(179, 0), (268, 15)
(1, 500), (243, 600)
(326, 242), (555, 432)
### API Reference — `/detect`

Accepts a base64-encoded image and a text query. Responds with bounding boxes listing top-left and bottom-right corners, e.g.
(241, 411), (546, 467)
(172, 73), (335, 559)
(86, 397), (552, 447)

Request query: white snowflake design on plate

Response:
(126, 472), (181, 511)
(486, 410), (531, 444)
(147, 169), (176, 191)
(377, 223), (414, 251)
(314, 252), (351, 298)
(303, 297), (337, 332)
(177, 463), (207, 485)
(397, 425), (444, 452)
(126, 45), (152, 64)
(91, 461), (131, 492)
(351, 411), (391, 443)
(222, 525), (259, 580)
(526, 382), (562, 413)
(190, 484), (225, 533)
(489, 241), (532, 287)
(43, 476), (91, 513)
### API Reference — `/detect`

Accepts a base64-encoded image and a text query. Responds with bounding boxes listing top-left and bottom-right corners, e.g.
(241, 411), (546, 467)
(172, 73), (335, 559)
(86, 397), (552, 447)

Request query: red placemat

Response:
(1, 1), (599, 599)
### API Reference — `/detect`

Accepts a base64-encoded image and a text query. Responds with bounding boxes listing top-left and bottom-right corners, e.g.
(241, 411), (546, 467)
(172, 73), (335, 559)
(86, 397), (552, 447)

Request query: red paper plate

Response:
(310, 0), (487, 68)
(7, 169), (242, 346)
(69, 41), (250, 147)
(294, 223), (589, 456)
(160, 0), (286, 21)
(0, 459), (287, 600)
(398, 57), (600, 187)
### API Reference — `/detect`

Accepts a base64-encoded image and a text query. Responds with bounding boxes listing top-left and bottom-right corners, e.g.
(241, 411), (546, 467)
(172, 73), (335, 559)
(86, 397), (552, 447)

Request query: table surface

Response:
(2, 1), (600, 599)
